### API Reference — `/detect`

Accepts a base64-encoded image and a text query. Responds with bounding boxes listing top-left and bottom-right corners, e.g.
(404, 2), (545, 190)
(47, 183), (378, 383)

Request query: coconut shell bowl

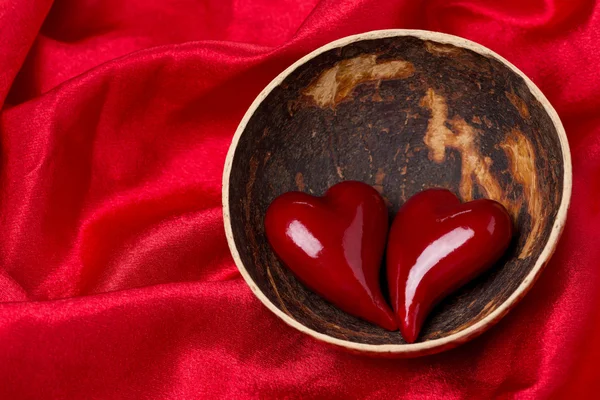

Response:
(222, 30), (572, 357)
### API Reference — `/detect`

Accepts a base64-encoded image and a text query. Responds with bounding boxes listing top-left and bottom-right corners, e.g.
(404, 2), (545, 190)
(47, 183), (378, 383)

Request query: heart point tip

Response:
(375, 310), (399, 331)
(400, 321), (420, 344)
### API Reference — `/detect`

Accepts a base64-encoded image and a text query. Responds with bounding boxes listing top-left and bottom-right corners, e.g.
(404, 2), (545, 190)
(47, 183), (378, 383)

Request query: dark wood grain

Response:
(228, 36), (563, 345)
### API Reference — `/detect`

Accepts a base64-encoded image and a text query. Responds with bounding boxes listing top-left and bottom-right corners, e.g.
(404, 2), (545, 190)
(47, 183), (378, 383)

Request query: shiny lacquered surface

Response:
(387, 189), (513, 343)
(265, 181), (397, 330)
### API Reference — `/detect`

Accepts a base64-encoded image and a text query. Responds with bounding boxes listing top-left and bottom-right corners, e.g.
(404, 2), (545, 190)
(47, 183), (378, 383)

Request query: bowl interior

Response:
(226, 34), (564, 346)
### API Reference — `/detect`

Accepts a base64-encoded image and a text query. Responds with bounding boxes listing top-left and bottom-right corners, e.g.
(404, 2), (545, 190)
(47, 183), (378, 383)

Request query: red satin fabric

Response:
(1, 0), (599, 398)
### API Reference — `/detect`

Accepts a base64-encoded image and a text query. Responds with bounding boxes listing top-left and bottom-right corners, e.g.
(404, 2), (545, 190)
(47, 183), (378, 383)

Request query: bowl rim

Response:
(221, 29), (572, 356)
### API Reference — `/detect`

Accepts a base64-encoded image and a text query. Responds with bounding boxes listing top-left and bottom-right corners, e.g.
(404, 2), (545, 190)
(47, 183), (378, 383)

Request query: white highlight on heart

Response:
(286, 220), (324, 258)
(404, 226), (475, 321)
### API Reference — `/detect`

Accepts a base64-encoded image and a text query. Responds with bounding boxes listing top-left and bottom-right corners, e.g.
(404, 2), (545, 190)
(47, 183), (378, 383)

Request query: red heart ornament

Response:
(265, 181), (397, 330)
(387, 189), (513, 343)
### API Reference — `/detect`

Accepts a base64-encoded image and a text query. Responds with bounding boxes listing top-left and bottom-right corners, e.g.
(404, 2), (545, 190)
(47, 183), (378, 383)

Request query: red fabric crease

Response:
(1, 0), (599, 398)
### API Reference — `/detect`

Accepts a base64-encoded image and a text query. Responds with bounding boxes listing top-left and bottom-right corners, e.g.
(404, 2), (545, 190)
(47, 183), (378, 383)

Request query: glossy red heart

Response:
(264, 181), (397, 330)
(387, 189), (513, 343)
